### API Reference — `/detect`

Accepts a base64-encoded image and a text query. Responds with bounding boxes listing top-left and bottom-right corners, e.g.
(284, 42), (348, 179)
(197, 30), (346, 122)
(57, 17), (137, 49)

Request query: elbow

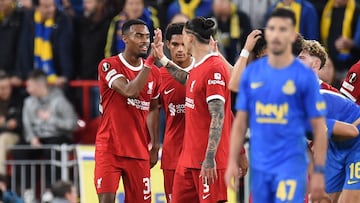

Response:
(124, 90), (141, 98)
(350, 126), (359, 138)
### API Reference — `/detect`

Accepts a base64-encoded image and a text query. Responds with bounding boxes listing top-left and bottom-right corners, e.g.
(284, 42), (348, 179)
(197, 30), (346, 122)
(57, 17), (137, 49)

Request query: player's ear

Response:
(290, 31), (297, 44)
(314, 58), (321, 70)
(166, 40), (170, 49)
(122, 33), (128, 44)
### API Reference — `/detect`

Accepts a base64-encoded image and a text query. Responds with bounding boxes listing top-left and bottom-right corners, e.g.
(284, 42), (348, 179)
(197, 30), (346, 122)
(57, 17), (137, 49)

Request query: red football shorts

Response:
(94, 150), (151, 202)
(163, 169), (175, 202)
(171, 166), (227, 203)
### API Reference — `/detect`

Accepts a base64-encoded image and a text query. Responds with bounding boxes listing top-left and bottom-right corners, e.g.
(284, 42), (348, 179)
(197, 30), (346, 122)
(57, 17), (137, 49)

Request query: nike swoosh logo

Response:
(250, 82), (263, 89)
(144, 195), (151, 200)
(164, 88), (175, 95)
(202, 194), (210, 200)
(347, 180), (360, 185)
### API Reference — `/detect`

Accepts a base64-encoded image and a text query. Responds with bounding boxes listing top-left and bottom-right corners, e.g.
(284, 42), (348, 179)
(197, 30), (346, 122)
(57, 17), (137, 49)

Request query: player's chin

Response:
(138, 52), (148, 58)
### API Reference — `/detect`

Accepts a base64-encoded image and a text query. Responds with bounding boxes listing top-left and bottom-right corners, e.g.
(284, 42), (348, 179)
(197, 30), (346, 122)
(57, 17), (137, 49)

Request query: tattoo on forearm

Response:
(203, 99), (225, 168)
(166, 61), (188, 85)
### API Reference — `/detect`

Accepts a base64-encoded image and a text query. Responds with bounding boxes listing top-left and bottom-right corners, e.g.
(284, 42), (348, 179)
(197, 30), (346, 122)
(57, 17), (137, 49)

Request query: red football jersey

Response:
(340, 60), (360, 104)
(96, 53), (160, 160)
(159, 60), (194, 170)
(319, 80), (339, 93)
(178, 53), (232, 169)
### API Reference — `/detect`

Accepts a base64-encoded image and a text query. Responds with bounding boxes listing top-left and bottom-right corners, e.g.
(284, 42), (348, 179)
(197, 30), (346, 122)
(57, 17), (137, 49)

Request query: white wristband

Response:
(240, 49), (250, 58)
(159, 56), (170, 66)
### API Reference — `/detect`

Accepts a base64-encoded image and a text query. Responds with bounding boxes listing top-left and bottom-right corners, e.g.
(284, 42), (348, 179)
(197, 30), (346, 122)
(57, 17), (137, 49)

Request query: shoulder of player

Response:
(98, 55), (120, 69)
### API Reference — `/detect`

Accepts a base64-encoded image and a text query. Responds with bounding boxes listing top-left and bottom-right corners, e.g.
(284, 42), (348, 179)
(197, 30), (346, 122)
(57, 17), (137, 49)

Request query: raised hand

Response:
(244, 29), (263, 52)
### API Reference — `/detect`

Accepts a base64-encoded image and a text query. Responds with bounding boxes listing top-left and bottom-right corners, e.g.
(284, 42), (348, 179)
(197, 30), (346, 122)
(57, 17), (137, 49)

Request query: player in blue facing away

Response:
(319, 89), (360, 203)
(225, 8), (328, 203)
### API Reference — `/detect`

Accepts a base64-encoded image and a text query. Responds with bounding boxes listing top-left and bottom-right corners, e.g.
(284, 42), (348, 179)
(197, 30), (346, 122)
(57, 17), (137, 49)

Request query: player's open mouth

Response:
(140, 46), (148, 52)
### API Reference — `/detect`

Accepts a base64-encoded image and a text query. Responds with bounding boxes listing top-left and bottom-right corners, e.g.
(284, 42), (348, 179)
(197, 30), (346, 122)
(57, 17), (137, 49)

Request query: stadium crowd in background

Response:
(0, 0), (360, 202)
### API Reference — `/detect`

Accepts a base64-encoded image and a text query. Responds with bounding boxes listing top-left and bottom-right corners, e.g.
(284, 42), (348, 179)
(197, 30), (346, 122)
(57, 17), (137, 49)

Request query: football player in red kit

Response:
(159, 22), (194, 202)
(94, 19), (161, 203)
(152, 17), (232, 203)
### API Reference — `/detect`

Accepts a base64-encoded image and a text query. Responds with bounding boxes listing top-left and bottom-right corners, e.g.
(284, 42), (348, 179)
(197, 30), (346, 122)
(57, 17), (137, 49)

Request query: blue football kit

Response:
(320, 90), (360, 193)
(236, 57), (326, 203)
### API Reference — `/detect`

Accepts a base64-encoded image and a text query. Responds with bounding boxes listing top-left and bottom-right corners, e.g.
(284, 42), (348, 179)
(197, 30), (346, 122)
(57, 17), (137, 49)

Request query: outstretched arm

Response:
(107, 56), (155, 98)
(151, 28), (189, 85)
(228, 29), (263, 92)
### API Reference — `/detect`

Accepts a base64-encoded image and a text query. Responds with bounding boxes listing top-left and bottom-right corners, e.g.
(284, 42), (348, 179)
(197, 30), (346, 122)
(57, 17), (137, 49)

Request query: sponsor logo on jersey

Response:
(127, 98), (150, 110)
(169, 103), (185, 116)
(208, 73), (225, 86)
(102, 62), (110, 72)
(282, 80), (296, 95)
(164, 88), (175, 95)
(255, 101), (288, 124)
(143, 195), (151, 200)
(347, 179), (360, 185)
(214, 72), (221, 80)
(250, 82), (264, 89)
(202, 194), (211, 200)
(185, 97), (195, 109)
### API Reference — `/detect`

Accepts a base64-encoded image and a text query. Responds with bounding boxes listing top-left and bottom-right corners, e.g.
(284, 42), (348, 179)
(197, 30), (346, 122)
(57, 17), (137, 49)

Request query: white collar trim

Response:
(194, 53), (218, 68)
(183, 57), (195, 72)
(119, 53), (143, 71)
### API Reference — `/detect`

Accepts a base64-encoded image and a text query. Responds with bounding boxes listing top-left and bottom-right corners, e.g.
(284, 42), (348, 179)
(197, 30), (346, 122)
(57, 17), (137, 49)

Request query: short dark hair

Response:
(292, 33), (305, 56)
(0, 70), (9, 80)
(51, 180), (73, 198)
(184, 17), (216, 44)
(165, 23), (185, 41)
(268, 8), (296, 26)
(122, 19), (147, 35)
(253, 28), (267, 58)
(28, 69), (47, 81)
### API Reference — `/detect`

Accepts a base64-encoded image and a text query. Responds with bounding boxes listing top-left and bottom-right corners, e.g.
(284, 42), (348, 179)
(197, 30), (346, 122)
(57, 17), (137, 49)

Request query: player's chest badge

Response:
(282, 80), (296, 95)
(190, 80), (196, 92)
(147, 81), (154, 94)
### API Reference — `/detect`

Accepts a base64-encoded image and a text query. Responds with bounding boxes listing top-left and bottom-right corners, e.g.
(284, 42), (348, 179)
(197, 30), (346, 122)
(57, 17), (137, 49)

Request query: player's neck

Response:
(175, 57), (192, 69)
(268, 51), (294, 69)
(122, 52), (142, 67)
(192, 44), (210, 64)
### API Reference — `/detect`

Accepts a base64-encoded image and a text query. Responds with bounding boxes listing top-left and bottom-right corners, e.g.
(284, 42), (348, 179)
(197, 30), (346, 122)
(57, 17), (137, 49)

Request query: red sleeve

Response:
(204, 58), (228, 103)
(98, 57), (124, 89)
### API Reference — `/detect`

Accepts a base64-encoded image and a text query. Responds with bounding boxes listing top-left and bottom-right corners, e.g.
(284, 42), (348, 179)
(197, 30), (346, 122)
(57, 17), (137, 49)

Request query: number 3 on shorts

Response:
(276, 180), (297, 201)
(143, 177), (151, 195)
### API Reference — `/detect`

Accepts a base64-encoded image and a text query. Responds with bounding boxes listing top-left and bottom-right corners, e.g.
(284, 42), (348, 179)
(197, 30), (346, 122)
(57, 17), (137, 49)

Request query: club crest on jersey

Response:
(102, 62), (111, 72)
(349, 72), (357, 83)
(282, 80), (296, 95)
(147, 81), (154, 94)
(190, 80), (196, 92)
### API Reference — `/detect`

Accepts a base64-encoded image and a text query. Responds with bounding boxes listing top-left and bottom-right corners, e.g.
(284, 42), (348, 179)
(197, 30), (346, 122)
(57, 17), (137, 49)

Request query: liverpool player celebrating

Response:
(94, 19), (161, 203)
(159, 22), (194, 202)
(153, 17), (232, 203)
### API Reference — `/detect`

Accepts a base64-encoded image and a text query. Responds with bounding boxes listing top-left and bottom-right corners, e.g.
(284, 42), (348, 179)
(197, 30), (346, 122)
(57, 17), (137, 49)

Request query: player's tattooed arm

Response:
(164, 60), (189, 85)
(203, 99), (225, 168)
